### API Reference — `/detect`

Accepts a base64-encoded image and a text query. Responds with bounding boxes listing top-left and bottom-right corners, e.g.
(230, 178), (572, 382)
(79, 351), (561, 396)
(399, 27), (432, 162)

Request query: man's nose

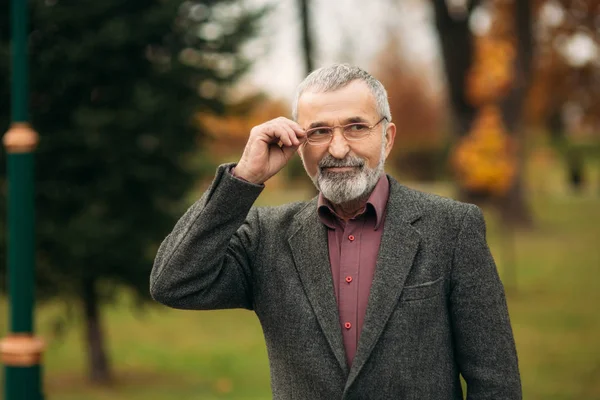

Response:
(328, 131), (350, 159)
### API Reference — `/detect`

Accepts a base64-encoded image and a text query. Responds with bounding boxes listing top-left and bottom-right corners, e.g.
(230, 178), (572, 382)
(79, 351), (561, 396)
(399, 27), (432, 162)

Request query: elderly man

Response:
(150, 64), (521, 399)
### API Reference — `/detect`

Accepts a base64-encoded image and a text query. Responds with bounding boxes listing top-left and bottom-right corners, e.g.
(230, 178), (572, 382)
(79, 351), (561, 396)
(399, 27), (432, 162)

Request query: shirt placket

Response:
(338, 218), (364, 364)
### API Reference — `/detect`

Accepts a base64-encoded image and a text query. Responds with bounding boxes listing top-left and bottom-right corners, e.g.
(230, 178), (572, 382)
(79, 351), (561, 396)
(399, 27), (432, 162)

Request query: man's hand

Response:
(235, 117), (306, 184)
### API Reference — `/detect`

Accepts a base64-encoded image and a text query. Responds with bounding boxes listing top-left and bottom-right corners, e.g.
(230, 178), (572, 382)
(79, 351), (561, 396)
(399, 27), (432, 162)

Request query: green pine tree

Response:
(0, 0), (264, 383)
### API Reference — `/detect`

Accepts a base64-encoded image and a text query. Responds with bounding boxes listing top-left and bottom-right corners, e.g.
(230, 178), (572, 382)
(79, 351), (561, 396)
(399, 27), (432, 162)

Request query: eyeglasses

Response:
(304, 117), (388, 145)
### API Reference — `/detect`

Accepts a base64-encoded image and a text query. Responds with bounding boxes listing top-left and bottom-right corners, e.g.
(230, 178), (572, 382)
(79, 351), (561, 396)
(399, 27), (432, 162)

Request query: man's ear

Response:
(384, 122), (396, 158)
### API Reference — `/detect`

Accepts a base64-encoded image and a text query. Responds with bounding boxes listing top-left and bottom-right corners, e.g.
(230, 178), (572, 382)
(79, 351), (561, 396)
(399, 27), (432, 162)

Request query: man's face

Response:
(297, 80), (396, 204)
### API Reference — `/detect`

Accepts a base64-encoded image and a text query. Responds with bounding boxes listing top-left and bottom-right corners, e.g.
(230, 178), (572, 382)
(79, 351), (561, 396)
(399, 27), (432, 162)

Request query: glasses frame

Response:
(304, 116), (388, 145)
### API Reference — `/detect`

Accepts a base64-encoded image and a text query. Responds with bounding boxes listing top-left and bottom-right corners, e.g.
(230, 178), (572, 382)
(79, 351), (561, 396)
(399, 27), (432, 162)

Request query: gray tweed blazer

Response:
(150, 163), (521, 399)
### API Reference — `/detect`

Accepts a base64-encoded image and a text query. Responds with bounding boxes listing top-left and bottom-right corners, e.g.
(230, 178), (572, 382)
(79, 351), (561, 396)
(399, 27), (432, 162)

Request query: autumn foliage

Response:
(525, 0), (600, 136)
(451, 1), (519, 196)
(466, 37), (515, 106)
(452, 106), (517, 195)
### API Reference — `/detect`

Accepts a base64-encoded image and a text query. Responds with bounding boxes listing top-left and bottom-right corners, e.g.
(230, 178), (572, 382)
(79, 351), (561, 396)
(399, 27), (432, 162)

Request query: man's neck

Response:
(330, 193), (370, 221)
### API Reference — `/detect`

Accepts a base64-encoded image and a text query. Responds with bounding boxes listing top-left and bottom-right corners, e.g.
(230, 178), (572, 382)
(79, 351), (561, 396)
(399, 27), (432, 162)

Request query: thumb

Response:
(281, 143), (300, 163)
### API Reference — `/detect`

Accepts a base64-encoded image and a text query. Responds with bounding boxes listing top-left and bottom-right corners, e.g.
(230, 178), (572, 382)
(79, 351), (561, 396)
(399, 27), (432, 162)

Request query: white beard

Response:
(308, 147), (386, 205)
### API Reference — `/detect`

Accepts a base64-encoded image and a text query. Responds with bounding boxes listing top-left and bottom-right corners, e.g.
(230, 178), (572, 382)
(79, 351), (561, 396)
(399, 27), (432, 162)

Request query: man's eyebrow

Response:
(344, 116), (369, 124)
(307, 116), (368, 129)
(308, 121), (330, 129)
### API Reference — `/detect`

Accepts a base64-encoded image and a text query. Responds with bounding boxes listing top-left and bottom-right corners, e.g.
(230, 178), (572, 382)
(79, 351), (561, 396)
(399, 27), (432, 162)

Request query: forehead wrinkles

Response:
(297, 82), (378, 124)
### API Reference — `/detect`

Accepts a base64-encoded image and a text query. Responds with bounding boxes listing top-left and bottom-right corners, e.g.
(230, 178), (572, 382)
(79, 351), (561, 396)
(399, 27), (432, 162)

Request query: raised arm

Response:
(150, 164), (263, 310)
(150, 117), (306, 310)
(449, 205), (522, 399)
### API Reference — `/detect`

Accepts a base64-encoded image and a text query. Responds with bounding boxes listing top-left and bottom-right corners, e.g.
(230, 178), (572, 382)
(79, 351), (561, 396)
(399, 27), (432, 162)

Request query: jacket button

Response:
(344, 322), (352, 329)
(348, 235), (355, 241)
(345, 276), (353, 283)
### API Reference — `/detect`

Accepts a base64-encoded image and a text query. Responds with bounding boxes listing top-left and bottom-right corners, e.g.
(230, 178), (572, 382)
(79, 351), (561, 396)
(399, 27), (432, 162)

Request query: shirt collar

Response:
(317, 174), (390, 230)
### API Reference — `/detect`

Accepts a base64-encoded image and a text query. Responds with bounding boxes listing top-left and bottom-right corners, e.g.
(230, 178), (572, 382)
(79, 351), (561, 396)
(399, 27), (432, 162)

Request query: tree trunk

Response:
(496, 175), (532, 226)
(548, 108), (585, 193)
(432, 0), (479, 134)
(82, 277), (112, 384)
(432, 0), (533, 226)
(496, 0), (534, 227)
(298, 0), (314, 75)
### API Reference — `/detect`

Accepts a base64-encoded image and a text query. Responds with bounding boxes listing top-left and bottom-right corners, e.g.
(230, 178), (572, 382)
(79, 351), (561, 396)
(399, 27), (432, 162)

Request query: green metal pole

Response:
(11, 0), (28, 123)
(7, 155), (35, 333)
(0, 0), (45, 398)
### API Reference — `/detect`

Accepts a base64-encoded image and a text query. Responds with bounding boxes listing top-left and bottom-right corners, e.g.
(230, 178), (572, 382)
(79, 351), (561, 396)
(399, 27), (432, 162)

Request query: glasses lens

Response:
(343, 123), (371, 140)
(307, 128), (332, 143)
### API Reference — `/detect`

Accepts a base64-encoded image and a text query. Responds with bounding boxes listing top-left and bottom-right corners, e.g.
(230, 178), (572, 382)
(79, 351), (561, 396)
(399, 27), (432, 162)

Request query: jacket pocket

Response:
(400, 277), (445, 301)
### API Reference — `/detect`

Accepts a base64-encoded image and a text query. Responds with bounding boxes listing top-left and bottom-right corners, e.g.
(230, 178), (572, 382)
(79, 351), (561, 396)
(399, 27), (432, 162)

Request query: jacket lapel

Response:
(288, 198), (349, 376)
(345, 177), (423, 390)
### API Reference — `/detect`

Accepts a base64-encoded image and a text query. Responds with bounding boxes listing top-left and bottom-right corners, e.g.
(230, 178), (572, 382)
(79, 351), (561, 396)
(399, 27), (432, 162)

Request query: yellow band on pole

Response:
(2, 122), (40, 153)
(0, 334), (46, 366)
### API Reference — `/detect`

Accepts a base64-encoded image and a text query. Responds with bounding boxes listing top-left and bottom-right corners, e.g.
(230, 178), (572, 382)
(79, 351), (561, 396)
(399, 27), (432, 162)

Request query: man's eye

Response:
(348, 124), (368, 131)
(311, 128), (331, 136)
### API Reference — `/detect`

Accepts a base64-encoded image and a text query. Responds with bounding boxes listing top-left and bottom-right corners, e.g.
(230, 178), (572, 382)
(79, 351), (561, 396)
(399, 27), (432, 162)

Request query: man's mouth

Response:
(322, 166), (358, 173)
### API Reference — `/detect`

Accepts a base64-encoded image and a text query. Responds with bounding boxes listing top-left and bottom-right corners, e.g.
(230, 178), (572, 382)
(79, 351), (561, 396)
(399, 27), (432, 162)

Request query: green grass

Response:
(2, 160), (600, 399)
(494, 197), (600, 400)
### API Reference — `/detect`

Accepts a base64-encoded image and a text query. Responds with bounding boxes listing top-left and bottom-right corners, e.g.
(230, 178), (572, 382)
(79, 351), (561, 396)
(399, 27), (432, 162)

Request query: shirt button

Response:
(345, 276), (353, 283)
(344, 322), (352, 330)
(348, 235), (355, 241)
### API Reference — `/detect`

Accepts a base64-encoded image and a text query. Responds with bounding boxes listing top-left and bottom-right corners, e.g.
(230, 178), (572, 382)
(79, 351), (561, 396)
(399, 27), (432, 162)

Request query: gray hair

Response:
(291, 64), (392, 125)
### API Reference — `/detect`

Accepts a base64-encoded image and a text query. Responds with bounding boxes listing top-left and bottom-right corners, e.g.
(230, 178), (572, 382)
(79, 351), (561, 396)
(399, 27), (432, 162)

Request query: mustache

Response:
(318, 155), (365, 170)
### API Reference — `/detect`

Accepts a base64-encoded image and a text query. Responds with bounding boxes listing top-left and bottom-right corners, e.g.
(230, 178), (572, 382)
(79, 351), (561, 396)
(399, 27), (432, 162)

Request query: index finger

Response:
(281, 118), (305, 136)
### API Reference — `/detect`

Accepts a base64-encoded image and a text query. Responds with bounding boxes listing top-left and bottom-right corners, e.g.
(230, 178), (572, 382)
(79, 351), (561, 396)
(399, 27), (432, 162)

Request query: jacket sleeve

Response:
(449, 204), (522, 399)
(149, 163), (264, 311)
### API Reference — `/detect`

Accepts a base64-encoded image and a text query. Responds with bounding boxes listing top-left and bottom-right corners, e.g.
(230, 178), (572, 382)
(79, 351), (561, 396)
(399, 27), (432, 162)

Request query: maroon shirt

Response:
(317, 174), (390, 366)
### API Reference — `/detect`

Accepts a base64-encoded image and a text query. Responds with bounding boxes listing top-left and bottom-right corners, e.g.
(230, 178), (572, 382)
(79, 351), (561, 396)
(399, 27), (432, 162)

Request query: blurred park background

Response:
(0, 0), (599, 399)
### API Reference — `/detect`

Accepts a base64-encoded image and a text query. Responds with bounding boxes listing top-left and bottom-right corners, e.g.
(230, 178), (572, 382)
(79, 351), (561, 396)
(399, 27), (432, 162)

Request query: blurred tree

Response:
(0, 0), (264, 384)
(432, 0), (480, 135)
(525, 0), (600, 192)
(371, 34), (448, 181)
(527, 0), (600, 128)
(433, 0), (534, 226)
(297, 0), (315, 74)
